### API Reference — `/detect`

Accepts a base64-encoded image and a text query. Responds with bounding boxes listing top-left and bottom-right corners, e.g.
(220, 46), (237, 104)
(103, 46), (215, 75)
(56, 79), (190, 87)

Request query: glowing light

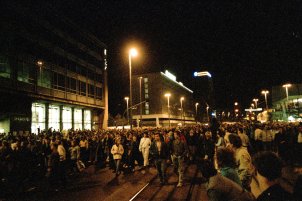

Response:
(164, 93), (171, 97)
(129, 48), (138, 57)
(164, 70), (177, 81)
(282, 84), (292, 88)
(194, 71), (212, 78)
(37, 61), (43, 66)
(161, 71), (193, 93)
(124, 97), (129, 101)
(234, 102), (238, 106)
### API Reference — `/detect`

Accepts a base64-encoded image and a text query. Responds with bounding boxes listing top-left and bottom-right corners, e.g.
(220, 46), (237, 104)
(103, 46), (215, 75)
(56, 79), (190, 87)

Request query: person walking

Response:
(139, 132), (151, 168)
(150, 133), (169, 185)
(171, 131), (188, 187)
(111, 139), (124, 176)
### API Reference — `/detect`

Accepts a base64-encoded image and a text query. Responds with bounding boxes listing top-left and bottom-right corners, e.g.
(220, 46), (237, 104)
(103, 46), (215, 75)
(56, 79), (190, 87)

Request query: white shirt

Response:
(139, 137), (151, 151)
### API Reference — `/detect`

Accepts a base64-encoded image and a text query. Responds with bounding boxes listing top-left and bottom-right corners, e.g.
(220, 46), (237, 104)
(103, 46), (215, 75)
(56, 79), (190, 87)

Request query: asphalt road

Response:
(8, 163), (209, 201)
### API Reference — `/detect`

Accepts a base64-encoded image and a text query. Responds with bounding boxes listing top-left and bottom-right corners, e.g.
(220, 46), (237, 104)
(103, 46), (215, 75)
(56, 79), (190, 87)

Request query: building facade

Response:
(0, 2), (108, 134)
(131, 70), (195, 127)
(271, 84), (302, 122)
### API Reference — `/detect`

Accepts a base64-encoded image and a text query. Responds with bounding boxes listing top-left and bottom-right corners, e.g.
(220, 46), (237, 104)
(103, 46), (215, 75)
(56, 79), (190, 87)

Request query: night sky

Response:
(40, 1), (302, 114)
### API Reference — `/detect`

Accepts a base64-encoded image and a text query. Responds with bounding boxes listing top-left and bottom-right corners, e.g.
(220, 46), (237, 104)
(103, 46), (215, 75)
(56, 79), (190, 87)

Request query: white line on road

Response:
(129, 183), (150, 201)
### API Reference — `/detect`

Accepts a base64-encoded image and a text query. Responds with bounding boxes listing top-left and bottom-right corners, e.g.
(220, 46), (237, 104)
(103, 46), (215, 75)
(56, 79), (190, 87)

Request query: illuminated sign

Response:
(245, 108), (263, 112)
(161, 70), (193, 93)
(194, 71), (212, 78)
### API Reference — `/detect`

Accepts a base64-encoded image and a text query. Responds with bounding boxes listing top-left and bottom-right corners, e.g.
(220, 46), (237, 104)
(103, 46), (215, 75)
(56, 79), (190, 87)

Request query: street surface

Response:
(14, 164), (209, 201)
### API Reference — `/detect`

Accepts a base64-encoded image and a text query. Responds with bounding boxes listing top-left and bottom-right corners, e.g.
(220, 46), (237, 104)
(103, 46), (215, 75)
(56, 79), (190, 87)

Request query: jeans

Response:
(172, 155), (184, 185)
(154, 159), (167, 182)
(114, 159), (121, 173)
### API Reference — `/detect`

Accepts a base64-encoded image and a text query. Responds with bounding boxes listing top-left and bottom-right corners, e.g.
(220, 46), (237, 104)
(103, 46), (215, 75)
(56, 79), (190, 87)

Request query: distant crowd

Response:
(0, 120), (302, 200)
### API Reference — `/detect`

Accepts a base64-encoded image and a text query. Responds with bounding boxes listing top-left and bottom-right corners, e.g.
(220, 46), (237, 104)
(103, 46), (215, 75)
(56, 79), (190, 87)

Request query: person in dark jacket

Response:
(150, 133), (169, 185)
(251, 151), (293, 201)
(171, 131), (188, 187)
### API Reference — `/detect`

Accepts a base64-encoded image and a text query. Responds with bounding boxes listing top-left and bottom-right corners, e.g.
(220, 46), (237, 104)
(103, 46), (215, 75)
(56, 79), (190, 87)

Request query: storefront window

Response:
(74, 108), (82, 130)
(49, 105), (60, 131)
(62, 107), (72, 130)
(84, 110), (91, 130)
(31, 103), (45, 134)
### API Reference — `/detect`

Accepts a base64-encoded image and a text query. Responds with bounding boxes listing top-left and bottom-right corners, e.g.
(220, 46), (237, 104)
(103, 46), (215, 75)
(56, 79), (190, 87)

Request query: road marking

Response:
(129, 183), (150, 201)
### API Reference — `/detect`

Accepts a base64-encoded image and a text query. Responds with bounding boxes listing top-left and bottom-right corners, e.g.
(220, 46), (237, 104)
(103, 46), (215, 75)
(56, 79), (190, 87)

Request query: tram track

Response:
(129, 163), (202, 201)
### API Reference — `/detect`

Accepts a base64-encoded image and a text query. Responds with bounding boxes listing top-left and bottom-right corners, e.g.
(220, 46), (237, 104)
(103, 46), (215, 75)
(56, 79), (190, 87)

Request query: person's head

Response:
(174, 131), (180, 140)
(227, 133), (242, 149)
(51, 143), (58, 152)
(216, 147), (236, 168)
(238, 127), (244, 134)
(252, 151), (283, 182)
(199, 160), (217, 179)
(154, 133), (161, 141)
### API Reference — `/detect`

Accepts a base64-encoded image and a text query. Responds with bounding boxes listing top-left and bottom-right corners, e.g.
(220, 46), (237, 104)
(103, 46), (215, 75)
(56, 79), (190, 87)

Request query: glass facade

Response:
(31, 102), (92, 133)
(62, 107), (72, 130)
(74, 108), (83, 130)
(84, 110), (91, 130)
(49, 105), (60, 131)
(31, 103), (46, 133)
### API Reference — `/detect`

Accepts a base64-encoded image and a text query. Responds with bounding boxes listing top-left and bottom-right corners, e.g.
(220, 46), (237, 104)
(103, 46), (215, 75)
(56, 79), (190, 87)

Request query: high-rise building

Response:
(0, 2), (108, 134)
(131, 70), (195, 127)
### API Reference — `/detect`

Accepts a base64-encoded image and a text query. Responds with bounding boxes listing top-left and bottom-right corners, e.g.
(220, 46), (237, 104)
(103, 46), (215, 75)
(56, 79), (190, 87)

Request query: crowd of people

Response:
(0, 120), (301, 200)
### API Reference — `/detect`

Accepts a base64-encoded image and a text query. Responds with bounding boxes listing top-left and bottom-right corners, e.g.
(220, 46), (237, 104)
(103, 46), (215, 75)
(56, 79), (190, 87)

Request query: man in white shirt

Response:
(139, 132), (151, 168)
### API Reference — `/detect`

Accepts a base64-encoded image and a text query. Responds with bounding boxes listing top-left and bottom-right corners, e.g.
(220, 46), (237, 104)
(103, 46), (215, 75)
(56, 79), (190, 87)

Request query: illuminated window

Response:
(84, 110), (91, 130)
(74, 108), (82, 130)
(145, 102), (150, 114)
(62, 107), (72, 130)
(49, 105), (60, 131)
(31, 103), (46, 134)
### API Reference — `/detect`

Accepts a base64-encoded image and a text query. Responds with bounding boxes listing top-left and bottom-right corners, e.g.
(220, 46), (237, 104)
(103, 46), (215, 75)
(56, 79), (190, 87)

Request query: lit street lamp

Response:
(261, 90), (269, 110)
(129, 48), (138, 130)
(124, 97), (129, 125)
(253, 98), (259, 109)
(165, 93), (171, 128)
(282, 84), (292, 101)
(195, 102), (199, 123)
(180, 97), (184, 125)
(206, 105), (210, 122)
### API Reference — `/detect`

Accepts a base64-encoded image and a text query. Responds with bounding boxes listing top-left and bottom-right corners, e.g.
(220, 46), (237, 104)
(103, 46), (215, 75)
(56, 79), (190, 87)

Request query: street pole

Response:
(195, 103), (199, 124)
(139, 77), (143, 127)
(180, 97), (184, 126)
(128, 48), (137, 130)
(165, 93), (171, 128)
(125, 97), (129, 125)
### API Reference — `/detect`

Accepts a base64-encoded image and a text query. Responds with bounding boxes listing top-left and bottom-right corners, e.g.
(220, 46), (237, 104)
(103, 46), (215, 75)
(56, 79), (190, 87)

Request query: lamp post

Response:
(165, 93), (171, 128)
(124, 97), (129, 125)
(253, 98), (259, 109)
(282, 84), (292, 101)
(261, 90), (269, 110)
(129, 48), (137, 130)
(37, 60), (43, 86)
(139, 77), (143, 127)
(206, 105), (209, 122)
(195, 102), (199, 123)
(180, 97), (184, 125)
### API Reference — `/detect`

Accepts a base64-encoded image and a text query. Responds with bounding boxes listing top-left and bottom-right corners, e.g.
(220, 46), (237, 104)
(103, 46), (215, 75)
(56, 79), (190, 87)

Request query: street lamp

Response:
(165, 93), (171, 128)
(195, 102), (199, 123)
(124, 97), (129, 125)
(206, 105), (210, 122)
(282, 84), (292, 101)
(253, 98), (259, 109)
(180, 97), (184, 125)
(261, 90), (269, 110)
(139, 77), (143, 127)
(129, 48), (138, 130)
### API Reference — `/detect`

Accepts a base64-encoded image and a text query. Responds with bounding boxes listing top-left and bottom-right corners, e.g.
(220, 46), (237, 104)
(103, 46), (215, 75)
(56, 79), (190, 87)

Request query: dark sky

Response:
(52, 0), (302, 115)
